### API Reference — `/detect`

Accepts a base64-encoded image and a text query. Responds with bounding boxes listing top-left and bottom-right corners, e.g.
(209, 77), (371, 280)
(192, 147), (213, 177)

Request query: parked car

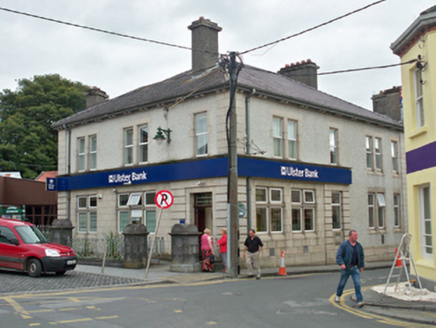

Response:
(0, 218), (77, 277)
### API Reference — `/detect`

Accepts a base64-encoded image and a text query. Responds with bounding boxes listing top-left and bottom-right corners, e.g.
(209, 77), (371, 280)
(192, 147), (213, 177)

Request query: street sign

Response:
(155, 190), (174, 209)
(238, 202), (246, 218)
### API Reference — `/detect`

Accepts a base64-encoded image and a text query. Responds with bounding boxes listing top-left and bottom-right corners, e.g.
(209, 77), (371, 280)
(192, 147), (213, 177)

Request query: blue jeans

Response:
(336, 266), (362, 302)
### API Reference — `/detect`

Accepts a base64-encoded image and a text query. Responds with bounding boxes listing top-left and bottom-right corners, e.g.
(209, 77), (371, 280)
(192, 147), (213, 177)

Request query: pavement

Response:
(1, 259), (435, 325)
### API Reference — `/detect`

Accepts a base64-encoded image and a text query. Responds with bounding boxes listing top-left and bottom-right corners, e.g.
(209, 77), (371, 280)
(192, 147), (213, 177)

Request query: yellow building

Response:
(391, 6), (436, 290)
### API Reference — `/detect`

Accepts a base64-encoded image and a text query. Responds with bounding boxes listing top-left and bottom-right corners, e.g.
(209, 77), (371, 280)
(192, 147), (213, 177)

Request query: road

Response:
(0, 268), (423, 328)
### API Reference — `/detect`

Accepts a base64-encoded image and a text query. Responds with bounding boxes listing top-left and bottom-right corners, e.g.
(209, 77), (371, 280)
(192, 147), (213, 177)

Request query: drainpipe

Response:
(245, 89), (256, 236)
(65, 125), (71, 223)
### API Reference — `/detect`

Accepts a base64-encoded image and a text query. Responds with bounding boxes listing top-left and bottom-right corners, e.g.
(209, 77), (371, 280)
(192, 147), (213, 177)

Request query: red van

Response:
(0, 218), (77, 277)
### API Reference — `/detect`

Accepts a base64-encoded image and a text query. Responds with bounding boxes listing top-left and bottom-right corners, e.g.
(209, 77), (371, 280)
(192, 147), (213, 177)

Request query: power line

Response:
(0, 6), (218, 55)
(240, 0), (387, 55)
(318, 59), (417, 76)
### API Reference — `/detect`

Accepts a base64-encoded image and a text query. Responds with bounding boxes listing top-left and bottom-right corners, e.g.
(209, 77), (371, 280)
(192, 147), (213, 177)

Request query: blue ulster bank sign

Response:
(56, 157), (352, 191)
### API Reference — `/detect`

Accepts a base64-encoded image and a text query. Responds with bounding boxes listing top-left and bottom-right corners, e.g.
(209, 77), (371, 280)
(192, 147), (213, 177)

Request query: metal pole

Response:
(145, 207), (164, 280)
(228, 52), (240, 278)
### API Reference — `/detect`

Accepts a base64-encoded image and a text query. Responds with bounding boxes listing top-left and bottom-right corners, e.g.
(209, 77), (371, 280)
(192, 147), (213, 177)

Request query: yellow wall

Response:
(400, 30), (436, 284)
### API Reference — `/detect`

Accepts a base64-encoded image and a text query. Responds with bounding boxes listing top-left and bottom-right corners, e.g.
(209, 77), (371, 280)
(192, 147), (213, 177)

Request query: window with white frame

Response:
(255, 187), (283, 233)
(89, 135), (97, 170)
(291, 189), (316, 232)
(118, 194), (129, 207)
(124, 127), (134, 165)
(394, 193), (401, 228)
(273, 117), (283, 157)
(332, 191), (342, 230)
(118, 210), (129, 233)
(419, 185), (433, 257)
(414, 68), (425, 128)
(77, 137), (86, 172)
(117, 191), (156, 233)
(366, 136), (373, 170)
(287, 120), (297, 160)
(374, 138), (382, 171)
(329, 128), (338, 165)
(391, 141), (398, 173)
(195, 112), (208, 156)
(77, 195), (97, 233)
(127, 193), (142, 206)
(144, 191), (156, 233)
(138, 125), (148, 164)
(368, 192), (385, 230)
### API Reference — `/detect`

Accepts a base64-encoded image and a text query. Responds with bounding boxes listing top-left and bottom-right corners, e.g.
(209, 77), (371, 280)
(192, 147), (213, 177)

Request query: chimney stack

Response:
(85, 87), (108, 108)
(371, 86), (402, 122)
(278, 60), (319, 89)
(188, 17), (222, 72)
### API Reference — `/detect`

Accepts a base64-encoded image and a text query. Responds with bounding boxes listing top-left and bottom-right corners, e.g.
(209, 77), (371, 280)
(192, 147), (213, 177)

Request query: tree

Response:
(0, 74), (89, 179)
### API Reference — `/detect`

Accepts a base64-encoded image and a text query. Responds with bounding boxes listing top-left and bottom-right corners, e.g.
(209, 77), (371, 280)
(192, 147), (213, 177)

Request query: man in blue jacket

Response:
(335, 230), (365, 307)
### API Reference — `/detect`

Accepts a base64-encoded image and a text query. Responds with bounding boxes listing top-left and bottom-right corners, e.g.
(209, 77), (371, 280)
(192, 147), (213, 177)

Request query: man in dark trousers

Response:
(335, 230), (365, 307)
(243, 229), (263, 280)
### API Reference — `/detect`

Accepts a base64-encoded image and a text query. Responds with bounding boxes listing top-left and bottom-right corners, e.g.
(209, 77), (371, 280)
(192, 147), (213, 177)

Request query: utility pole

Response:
(227, 52), (240, 278)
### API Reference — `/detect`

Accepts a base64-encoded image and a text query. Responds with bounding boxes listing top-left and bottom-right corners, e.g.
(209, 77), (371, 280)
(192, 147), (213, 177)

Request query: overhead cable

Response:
(240, 0), (387, 55)
(0, 6), (218, 55)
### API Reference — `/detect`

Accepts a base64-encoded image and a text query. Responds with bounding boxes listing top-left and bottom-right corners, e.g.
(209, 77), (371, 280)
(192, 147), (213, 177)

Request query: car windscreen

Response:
(15, 225), (49, 244)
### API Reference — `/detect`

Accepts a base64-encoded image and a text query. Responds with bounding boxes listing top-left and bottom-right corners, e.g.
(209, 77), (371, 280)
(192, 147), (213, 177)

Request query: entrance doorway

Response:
(194, 193), (213, 258)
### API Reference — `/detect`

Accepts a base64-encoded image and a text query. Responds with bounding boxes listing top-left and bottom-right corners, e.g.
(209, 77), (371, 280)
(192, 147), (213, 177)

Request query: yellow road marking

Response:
(29, 324), (40, 327)
(329, 287), (430, 327)
(68, 297), (82, 303)
(95, 315), (119, 320)
(3, 296), (32, 319)
(174, 310), (183, 313)
(86, 306), (96, 309)
(206, 322), (217, 325)
(28, 309), (55, 314)
(58, 307), (80, 312)
(50, 318), (93, 324)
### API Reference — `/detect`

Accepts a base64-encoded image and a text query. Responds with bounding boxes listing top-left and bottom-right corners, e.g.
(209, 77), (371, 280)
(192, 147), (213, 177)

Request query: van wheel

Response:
(56, 271), (66, 276)
(27, 259), (42, 278)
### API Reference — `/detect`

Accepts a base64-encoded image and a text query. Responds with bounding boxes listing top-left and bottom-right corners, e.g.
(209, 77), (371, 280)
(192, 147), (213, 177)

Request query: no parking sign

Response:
(155, 190), (174, 209)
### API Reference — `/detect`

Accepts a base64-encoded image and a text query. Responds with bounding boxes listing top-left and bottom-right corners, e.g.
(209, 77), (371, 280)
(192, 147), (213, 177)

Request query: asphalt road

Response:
(0, 268), (420, 328)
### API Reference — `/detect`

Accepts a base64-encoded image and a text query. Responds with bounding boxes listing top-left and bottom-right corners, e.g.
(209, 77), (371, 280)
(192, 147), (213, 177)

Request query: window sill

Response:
(409, 126), (428, 139)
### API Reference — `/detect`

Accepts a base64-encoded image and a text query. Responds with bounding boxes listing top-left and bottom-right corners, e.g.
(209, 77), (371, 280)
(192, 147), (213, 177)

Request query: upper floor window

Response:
(287, 120), (297, 160)
(89, 135), (97, 170)
(195, 112), (208, 156)
(419, 185), (432, 257)
(77, 137), (85, 172)
(329, 128), (338, 165)
(374, 138), (383, 171)
(394, 193), (401, 228)
(414, 68), (425, 128)
(366, 136), (373, 170)
(139, 125), (148, 164)
(124, 127), (134, 165)
(273, 117), (283, 157)
(391, 141), (398, 173)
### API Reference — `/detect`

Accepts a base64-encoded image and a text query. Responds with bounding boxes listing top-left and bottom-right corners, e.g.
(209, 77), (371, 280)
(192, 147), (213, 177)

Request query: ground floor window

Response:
(255, 187), (283, 233)
(368, 192), (385, 230)
(419, 185), (433, 257)
(77, 195), (97, 234)
(332, 191), (342, 230)
(117, 191), (156, 233)
(291, 189), (316, 232)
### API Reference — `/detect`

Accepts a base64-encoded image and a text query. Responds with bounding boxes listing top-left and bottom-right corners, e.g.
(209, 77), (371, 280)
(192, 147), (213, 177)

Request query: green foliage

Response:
(0, 74), (89, 178)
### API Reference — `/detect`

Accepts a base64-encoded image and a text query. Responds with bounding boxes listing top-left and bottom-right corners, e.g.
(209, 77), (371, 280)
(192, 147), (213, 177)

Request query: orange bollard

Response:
(395, 248), (402, 267)
(278, 251), (287, 276)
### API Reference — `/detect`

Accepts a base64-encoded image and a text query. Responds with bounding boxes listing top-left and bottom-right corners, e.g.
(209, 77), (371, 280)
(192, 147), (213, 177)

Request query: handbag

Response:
(210, 254), (215, 263)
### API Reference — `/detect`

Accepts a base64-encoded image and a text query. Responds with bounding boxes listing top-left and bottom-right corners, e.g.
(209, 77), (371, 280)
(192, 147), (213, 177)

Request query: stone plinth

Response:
(123, 224), (149, 269)
(50, 219), (74, 246)
(169, 224), (201, 272)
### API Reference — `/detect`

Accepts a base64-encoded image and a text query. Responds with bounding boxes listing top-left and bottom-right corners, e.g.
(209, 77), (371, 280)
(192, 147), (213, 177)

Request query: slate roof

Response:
(52, 64), (402, 130)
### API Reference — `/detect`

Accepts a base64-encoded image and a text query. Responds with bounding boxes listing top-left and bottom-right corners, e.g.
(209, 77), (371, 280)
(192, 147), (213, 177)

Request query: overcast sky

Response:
(0, 0), (434, 110)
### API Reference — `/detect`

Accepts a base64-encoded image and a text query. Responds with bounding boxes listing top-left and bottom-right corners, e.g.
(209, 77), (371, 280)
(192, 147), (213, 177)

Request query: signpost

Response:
(145, 190), (173, 279)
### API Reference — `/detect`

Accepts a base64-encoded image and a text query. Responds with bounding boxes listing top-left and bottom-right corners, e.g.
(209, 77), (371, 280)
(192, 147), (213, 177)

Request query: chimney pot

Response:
(85, 87), (108, 108)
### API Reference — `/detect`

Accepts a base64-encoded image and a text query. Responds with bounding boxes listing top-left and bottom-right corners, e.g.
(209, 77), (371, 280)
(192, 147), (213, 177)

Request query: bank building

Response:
(52, 18), (406, 267)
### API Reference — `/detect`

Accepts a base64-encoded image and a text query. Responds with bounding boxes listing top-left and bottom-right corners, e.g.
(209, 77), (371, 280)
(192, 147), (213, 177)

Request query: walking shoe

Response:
(357, 302), (364, 308)
(256, 276), (261, 280)
(334, 296), (340, 303)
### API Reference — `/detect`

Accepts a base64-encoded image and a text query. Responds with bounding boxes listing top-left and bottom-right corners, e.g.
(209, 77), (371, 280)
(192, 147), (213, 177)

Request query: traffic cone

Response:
(395, 248), (402, 267)
(278, 251), (287, 276)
